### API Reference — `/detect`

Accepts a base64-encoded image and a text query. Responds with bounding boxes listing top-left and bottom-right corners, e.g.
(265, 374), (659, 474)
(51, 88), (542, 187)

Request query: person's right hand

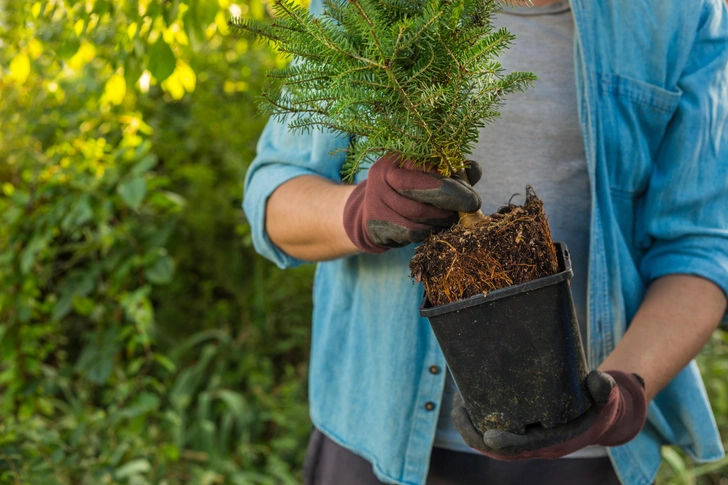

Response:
(343, 154), (482, 254)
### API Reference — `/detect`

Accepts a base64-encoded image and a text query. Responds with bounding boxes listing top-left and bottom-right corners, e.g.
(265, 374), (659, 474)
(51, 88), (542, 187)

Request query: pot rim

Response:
(419, 241), (573, 317)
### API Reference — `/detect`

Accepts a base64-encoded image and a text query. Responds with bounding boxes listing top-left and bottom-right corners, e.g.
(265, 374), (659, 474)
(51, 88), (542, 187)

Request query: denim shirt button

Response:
(424, 402), (436, 411)
(429, 365), (441, 375)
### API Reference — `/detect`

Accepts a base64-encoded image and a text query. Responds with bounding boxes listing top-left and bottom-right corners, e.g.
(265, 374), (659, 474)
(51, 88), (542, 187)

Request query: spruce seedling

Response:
(229, 0), (536, 227)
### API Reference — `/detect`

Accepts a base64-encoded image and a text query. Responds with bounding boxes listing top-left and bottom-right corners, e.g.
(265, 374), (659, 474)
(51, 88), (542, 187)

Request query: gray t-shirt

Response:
(434, 1), (603, 459)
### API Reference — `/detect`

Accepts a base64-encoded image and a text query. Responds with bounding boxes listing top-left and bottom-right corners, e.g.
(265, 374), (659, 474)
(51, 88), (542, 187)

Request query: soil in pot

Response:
(410, 186), (558, 307)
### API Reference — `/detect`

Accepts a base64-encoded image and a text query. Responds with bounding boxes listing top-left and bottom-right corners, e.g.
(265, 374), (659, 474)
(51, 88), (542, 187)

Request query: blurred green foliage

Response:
(0, 0), (313, 483)
(0, 0), (726, 484)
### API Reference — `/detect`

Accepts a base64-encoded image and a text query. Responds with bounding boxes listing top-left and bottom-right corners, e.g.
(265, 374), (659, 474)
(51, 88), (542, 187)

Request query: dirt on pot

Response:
(410, 186), (559, 307)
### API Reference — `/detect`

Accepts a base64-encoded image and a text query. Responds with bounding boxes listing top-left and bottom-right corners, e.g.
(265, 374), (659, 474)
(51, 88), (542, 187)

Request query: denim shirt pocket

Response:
(598, 72), (682, 196)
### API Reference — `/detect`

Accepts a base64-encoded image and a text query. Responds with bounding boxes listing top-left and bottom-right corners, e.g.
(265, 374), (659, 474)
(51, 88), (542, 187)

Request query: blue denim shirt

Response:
(243, 1), (728, 484)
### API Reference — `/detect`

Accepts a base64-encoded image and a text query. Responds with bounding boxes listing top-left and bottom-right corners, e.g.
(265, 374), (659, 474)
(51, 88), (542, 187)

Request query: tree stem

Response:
(456, 168), (488, 228)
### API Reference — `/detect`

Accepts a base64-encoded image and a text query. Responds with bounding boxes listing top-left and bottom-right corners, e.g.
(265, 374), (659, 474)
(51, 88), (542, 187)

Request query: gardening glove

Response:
(343, 154), (482, 253)
(451, 370), (647, 460)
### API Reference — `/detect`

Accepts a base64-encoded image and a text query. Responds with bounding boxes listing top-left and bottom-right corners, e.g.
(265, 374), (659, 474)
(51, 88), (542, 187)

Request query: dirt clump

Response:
(410, 187), (558, 307)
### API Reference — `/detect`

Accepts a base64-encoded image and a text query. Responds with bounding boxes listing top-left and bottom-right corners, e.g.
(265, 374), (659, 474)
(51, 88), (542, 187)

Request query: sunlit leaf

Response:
(10, 53), (30, 84)
(128, 22), (138, 40)
(161, 59), (197, 99)
(104, 73), (127, 105)
(68, 41), (96, 70)
(177, 59), (196, 92)
(74, 19), (84, 37)
(28, 38), (43, 59)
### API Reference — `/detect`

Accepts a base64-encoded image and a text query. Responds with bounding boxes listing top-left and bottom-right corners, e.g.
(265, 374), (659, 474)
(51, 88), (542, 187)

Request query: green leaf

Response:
(161, 0), (180, 25)
(215, 390), (249, 423)
(162, 190), (187, 207)
(20, 235), (49, 274)
(59, 35), (80, 60)
(154, 353), (177, 373)
(145, 254), (175, 285)
(119, 176), (147, 210)
(161, 443), (180, 461)
(115, 459), (151, 479)
(119, 392), (160, 419)
(71, 294), (95, 316)
(131, 154), (158, 176)
(53, 269), (97, 320)
(61, 196), (93, 230)
(662, 447), (690, 485)
(124, 53), (144, 88)
(147, 39), (176, 82)
(75, 328), (120, 385)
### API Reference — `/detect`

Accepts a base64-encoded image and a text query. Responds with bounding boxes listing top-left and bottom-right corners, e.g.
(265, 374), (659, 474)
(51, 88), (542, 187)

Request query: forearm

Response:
(598, 275), (727, 401)
(266, 175), (359, 261)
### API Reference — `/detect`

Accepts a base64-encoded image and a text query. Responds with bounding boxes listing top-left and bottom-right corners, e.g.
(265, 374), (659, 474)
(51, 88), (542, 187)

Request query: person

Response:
(242, 0), (728, 483)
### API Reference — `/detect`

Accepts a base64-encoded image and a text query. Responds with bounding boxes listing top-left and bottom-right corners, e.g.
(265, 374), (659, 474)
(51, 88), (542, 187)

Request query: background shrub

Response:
(0, 1), (313, 483)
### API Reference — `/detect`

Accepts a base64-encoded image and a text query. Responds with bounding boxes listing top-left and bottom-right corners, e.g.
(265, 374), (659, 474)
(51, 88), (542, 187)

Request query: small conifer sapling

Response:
(229, 0), (536, 227)
(231, 0), (561, 305)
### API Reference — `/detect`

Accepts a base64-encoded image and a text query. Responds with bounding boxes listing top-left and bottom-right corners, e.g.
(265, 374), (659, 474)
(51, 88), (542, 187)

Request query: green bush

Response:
(0, 1), (313, 483)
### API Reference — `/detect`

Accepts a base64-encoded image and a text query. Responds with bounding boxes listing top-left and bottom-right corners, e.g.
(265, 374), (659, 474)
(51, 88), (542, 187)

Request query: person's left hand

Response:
(450, 370), (647, 460)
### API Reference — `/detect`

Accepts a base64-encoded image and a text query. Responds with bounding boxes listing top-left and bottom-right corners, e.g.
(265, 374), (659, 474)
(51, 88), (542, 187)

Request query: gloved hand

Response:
(343, 154), (482, 253)
(451, 370), (647, 460)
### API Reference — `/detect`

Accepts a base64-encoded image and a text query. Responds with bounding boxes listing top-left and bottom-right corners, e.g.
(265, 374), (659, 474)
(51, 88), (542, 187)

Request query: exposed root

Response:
(410, 186), (558, 307)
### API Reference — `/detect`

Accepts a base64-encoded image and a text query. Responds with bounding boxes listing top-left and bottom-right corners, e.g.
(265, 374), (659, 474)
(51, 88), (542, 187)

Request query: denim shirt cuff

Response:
(640, 241), (728, 325)
(243, 165), (317, 269)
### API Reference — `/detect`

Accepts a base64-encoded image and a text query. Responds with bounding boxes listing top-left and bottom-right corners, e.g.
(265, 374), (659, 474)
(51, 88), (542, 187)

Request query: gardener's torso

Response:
(434, 1), (604, 459)
(244, 0), (728, 484)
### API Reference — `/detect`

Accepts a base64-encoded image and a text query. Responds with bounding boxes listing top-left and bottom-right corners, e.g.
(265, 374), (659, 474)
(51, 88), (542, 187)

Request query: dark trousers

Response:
(304, 428), (625, 485)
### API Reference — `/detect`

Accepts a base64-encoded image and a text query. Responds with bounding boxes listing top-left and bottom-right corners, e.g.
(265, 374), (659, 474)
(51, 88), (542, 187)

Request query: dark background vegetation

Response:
(0, 1), (726, 483)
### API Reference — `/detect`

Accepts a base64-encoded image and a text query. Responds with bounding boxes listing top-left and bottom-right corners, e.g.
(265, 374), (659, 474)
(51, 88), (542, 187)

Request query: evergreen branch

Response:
(348, 79), (392, 90)
(349, 0), (389, 62)
(291, 95), (339, 106)
(382, 65), (435, 143)
(400, 46), (436, 87)
(391, 10), (443, 58)
(273, 73), (331, 86)
(322, 0), (347, 25)
(274, 0), (378, 67)
(228, 17), (282, 42)
(437, 84), (469, 135)
(374, 0), (418, 18)
(236, 0), (535, 179)
(412, 84), (448, 110)
(309, 16), (384, 68)
(350, 0), (376, 28)
(432, 31), (467, 135)
(462, 27), (514, 69)
(272, 0), (314, 32)
(288, 117), (374, 138)
(270, 20), (307, 34)
(375, 108), (427, 143)
(259, 92), (329, 116)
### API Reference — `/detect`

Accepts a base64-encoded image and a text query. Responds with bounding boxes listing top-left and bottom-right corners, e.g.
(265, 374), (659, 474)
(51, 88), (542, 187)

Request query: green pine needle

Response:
(228, 0), (536, 182)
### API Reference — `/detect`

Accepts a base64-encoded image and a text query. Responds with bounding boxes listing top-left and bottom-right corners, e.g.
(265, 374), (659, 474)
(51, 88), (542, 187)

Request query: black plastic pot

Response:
(420, 242), (591, 435)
